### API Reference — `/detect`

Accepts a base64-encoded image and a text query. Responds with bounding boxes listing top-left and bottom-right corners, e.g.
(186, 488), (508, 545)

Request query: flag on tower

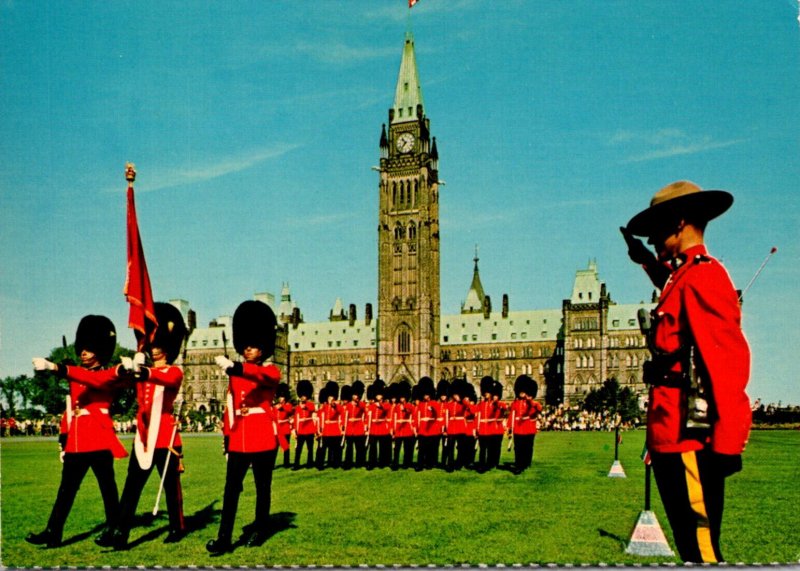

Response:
(409, 0), (419, 7)
(123, 163), (158, 350)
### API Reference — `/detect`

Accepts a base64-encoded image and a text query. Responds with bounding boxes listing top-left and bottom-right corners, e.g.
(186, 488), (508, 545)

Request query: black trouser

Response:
(117, 446), (184, 535)
(293, 434), (315, 468)
(367, 434), (392, 468)
(316, 436), (342, 469)
(46, 451), (119, 534)
(442, 434), (463, 471)
(477, 434), (503, 471)
(461, 435), (477, 468)
(651, 449), (727, 563)
(216, 449), (277, 540)
(277, 436), (291, 468)
(343, 435), (366, 469)
(513, 434), (535, 470)
(416, 435), (440, 469)
(392, 436), (415, 468)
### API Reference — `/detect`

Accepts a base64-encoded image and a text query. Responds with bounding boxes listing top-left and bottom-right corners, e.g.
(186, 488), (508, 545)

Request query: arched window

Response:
(408, 221), (417, 240)
(392, 182), (397, 207)
(398, 330), (411, 354)
(588, 355), (594, 368)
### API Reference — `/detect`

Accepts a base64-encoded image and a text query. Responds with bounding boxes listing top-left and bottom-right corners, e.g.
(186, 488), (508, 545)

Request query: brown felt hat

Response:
(626, 180), (733, 237)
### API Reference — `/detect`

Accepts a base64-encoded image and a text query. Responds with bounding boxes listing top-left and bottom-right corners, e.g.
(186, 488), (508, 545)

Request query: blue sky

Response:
(2, 1), (798, 405)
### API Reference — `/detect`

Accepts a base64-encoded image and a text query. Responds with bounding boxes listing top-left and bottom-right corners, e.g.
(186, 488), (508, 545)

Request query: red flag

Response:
(123, 163), (157, 351)
(409, 0), (419, 7)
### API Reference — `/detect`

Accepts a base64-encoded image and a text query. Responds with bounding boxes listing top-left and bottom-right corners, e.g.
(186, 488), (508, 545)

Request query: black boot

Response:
(164, 528), (185, 544)
(206, 535), (232, 554)
(25, 528), (62, 548)
(94, 527), (116, 548)
(110, 528), (130, 550)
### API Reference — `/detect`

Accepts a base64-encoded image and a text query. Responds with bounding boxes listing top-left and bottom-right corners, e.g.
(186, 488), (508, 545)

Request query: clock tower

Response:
(376, 31), (441, 385)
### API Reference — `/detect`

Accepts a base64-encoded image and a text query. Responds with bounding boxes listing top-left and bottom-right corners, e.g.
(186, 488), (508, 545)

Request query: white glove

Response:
(120, 356), (134, 372)
(133, 352), (146, 373)
(32, 357), (56, 372)
(215, 355), (234, 372)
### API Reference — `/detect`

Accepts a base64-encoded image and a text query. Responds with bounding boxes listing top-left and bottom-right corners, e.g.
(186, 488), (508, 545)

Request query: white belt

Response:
(235, 407), (267, 417)
(74, 407), (109, 417)
(277, 419), (291, 423)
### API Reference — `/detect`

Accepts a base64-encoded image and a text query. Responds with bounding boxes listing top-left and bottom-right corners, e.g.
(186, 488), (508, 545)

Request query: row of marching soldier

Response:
(279, 374), (542, 476)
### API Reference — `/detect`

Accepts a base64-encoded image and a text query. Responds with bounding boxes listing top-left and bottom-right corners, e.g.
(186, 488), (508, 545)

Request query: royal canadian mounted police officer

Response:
(27, 315), (129, 549)
(110, 302), (188, 549)
(206, 300), (282, 554)
(622, 181), (751, 563)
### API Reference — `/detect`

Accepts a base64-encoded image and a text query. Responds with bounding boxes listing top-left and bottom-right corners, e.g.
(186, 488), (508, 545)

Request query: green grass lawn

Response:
(2, 430), (798, 567)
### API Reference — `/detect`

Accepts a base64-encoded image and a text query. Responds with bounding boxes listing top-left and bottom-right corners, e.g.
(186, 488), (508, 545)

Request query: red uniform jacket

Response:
(475, 399), (505, 436)
(508, 398), (542, 435)
(222, 362), (281, 453)
(138, 365), (183, 448)
(416, 399), (441, 437)
(343, 401), (367, 436)
(392, 402), (416, 438)
(367, 401), (392, 437)
(59, 365), (127, 458)
(444, 400), (468, 436)
(293, 400), (317, 436)
(318, 402), (342, 437)
(646, 245), (751, 455)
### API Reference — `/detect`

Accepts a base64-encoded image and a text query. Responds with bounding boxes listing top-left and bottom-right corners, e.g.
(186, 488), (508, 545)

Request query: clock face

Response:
(396, 132), (415, 153)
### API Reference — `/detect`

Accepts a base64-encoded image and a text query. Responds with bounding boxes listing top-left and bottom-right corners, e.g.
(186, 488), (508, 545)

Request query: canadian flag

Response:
(409, 0), (419, 7)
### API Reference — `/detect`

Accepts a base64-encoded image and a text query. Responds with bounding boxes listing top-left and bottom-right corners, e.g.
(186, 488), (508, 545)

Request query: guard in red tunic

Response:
(206, 300), (281, 554)
(507, 375), (542, 474)
(342, 380), (367, 469)
(110, 302), (188, 549)
(390, 381), (415, 470)
(474, 376), (505, 472)
(292, 380), (316, 470)
(27, 315), (129, 549)
(274, 383), (294, 469)
(414, 377), (439, 471)
(623, 181), (751, 563)
(461, 381), (479, 469)
(315, 381), (343, 470)
(366, 380), (392, 469)
(442, 379), (468, 471)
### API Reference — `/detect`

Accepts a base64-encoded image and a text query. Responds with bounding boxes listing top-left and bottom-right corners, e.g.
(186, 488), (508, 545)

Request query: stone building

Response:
(176, 32), (654, 412)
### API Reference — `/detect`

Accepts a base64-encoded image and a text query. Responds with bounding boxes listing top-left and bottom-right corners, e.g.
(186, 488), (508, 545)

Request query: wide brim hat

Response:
(152, 302), (187, 364)
(626, 180), (733, 237)
(75, 315), (117, 366)
(232, 299), (277, 358)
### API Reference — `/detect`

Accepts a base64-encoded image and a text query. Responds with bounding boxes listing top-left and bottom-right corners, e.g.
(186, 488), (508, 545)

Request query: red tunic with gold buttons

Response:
(222, 362), (281, 453)
(293, 401), (317, 436)
(367, 401), (392, 437)
(509, 398), (541, 436)
(138, 365), (183, 448)
(59, 365), (128, 458)
(392, 402), (416, 438)
(445, 400), (468, 436)
(646, 244), (751, 455)
(474, 399), (503, 437)
(416, 399), (440, 437)
(318, 402), (342, 437)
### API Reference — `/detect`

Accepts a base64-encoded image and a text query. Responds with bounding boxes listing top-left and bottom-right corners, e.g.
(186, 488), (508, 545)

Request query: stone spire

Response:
(461, 246), (487, 314)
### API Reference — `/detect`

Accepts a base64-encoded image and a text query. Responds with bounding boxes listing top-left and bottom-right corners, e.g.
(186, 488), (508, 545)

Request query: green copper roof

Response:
(392, 31), (424, 124)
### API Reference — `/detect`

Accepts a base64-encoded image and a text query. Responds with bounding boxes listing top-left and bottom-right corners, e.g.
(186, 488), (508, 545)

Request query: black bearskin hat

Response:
(276, 382), (290, 400)
(514, 374), (532, 398)
(75, 315), (117, 366)
(296, 379), (313, 399)
(341, 384), (353, 402)
(448, 378), (464, 398)
(232, 300), (277, 358)
(371, 379), (386, 398)
(318, 386), (328, 404)
(386, 382), (397, 401)
(437, 379), (450, 399)
(152, 302), (187, 364)
(397, 380), (412, 401)
(417, 376), (435, 398)
(528, 378), (539, 399)
(491, 380), (503, 399)
(324, 380), (339, 401)
(352, 380), (365, 399)
(480, 375), (494, 396)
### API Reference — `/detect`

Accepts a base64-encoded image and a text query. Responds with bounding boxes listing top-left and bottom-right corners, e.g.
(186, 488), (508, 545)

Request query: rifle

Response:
(507, 408), (515, 452)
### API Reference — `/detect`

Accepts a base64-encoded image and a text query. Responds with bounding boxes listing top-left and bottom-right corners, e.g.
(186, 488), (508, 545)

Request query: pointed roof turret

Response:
(391, 31), (424, 124)
(461, 246), (487, 314)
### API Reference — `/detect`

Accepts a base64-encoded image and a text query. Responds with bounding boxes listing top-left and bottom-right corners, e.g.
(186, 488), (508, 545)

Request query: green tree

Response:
(583, 377), (642, 424)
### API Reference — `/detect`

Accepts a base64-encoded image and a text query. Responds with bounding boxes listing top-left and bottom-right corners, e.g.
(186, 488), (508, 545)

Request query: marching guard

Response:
(390, 381), (416, 470)
(292, 380), (316, 470)
(110, 302), (188, 549)
(414, 377), (439, 471)
(366, 380), (392, 469)
(27, 315), (129, 549)
(342, 380), (367, 469)
(316, 380), (343, 470)
(275, 383), (294, 468)
(206, 300), (281, 554)
(507, 374), (542, 474)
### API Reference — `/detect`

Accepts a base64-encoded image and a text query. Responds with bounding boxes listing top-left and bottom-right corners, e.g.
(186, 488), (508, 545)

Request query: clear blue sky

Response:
(2, 1), (798, 405)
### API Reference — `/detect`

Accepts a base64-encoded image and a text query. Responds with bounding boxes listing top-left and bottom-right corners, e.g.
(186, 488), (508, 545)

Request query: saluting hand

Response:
(32, 357), (56, 372)
(215, 355), (234, 372)
(620, 226), (657, 266)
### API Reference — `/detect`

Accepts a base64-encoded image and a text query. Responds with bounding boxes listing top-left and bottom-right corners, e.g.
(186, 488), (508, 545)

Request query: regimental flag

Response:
(123, 163), (158, 351)
(641, 444), (651, 465)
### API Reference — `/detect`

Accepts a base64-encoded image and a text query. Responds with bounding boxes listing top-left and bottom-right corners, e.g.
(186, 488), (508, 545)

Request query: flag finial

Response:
(125, 163), (137, 185)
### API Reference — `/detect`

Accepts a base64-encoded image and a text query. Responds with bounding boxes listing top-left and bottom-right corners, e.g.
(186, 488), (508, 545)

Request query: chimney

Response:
(292, 307), (301, 329)
(502, 294), (509, 319)
(483, 295), (492, 319)
(365, 303), (373, 326)
(349, 303), (357, 326)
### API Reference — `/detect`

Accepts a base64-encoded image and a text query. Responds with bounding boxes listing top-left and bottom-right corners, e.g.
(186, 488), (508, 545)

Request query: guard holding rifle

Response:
(622, 180), (751, 563)
(110, 302), (188, 550)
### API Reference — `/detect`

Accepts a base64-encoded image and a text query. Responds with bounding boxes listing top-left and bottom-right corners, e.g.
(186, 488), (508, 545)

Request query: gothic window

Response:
(414, 180), (418, 206)
(588, 355), (594, 367)
(625, 354), (632, 367)
(408, 221), (417, 240)
(398, 329), (411, 354)
(399, 183), (405, 206)
(392, 182), (397, 207)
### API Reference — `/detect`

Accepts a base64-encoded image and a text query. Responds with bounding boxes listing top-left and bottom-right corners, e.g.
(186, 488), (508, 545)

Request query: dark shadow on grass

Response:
(59, 522), (106, 547)
(112, 501), (219, 551)
(598, 527), (627, 548)
(239, 512), (298, 548)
